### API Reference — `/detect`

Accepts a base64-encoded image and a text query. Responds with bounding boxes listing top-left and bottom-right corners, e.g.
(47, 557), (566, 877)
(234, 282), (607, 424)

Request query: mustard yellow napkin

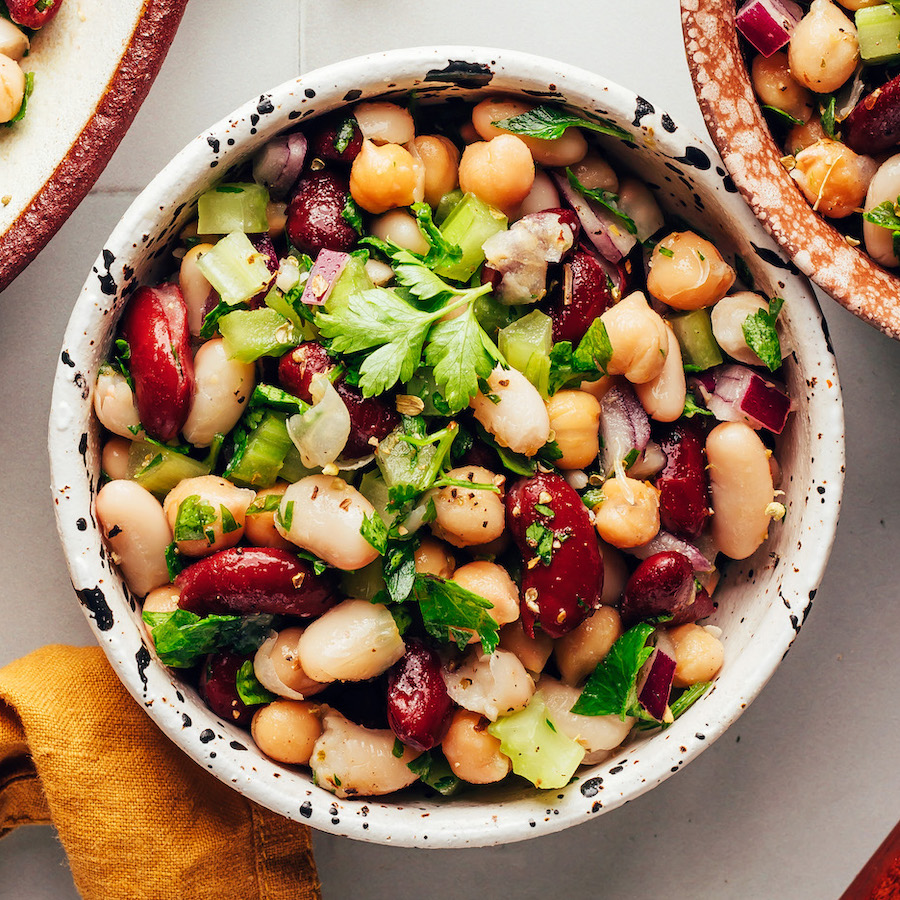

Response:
(0, 645), (320, 900)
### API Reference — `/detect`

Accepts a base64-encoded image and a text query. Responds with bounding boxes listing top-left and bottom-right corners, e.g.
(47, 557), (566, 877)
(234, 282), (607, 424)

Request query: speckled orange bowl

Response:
(681, 0), (900, 339)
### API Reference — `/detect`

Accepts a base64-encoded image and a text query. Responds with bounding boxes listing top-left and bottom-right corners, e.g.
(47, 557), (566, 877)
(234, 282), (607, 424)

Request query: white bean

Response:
(178, 243), (217, 336)
(94, 367), (143, 439)
(617, 177), (665, 242)
(370, 209), (430, 255)
(470, 365), (551, 455)
(442, 648), (535, 721)
(95, 480), (172, 597)
(275, 474), (380, 570)
(710, 292), (771, 366)
(634, 324), (686, 422)
(706, 422), (775, 560)
(864, 154), (900, 267)
(0, 54), (24, 124)
(788, 0), (859, 94)
(352, 101), (415, 145)
(182, 338), (255, 447)
(0, 20), (29, 61)
(101, 436), (132, 481)
(554, 605), (622, 686)
(431, 465), (506, 548)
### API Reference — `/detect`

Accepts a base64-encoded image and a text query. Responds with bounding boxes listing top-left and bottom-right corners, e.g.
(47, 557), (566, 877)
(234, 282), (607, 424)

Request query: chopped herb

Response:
(581, 488), (605, 509)
(246, 494), (283, 515)
(164, 542), (184, 581)
(200, 299), (249, 340)
(173, 494), (218, 544)
(383, 538), (418, 603)
(361, 510), (389, 555)
(111, 338), (134, 390)
(392, 737), (405, 759)
(296, 549), (328, 576)
(565, 168), (636, 235)
(413, 574), (499, 654)
(4, 71), (33, 127)
(492, 104), (632, 143)
(525, 521), (565, 566)
(863, 198), (900, 260)
(548, 318), (614, 394)
(276, 499), (294, 532)
(734, 254), (755, 291)
(821, 96), (837, 139)
(334, 117), (356, 154)
(406, 749), (461, 796)
(534, 503), (554, 518)
(658, 246), (675, 258)
(250, 383), (309, 414)
(342, 195), (364, 235)
(215, 185), (245, 193)
(220, 505), (240, 534)
(411, 201), (464, 270)
(236, 660), (276, 706)
(682, 391), (713, 418)
(635, 681), (712, 732)
(761, 104), (804, 125)
(741, 295), (784, 372)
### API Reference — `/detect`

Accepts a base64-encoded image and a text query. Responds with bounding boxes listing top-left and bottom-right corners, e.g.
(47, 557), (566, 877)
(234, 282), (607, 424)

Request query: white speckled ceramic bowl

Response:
(49, 46), (844, 848)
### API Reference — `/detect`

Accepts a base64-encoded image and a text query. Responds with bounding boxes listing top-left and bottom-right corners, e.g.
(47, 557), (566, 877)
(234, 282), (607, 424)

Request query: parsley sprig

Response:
(863, 197), (900, 260)
(741, 295), (784, 372)
(491, 104), (632, 143)
(565, 168), (636, 235)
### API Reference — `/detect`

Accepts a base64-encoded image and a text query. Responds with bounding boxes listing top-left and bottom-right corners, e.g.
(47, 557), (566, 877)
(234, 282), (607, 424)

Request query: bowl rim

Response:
(49, 44), (846, 848)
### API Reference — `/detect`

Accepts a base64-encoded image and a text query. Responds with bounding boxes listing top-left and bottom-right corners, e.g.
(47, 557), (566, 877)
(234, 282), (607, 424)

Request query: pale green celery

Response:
(197, 183), (270, 234)
(499, 309), (553, 397)
(340, 558), (387, 601)
(225, 411), (294, 488)
(197, 231), (274, 305)
(325, 255), (375, 312)
(358, 470), (396, 526)
(218, 309), (299, 363)
(278, 444), (318, 483)
(856, 5), (900, 64)
(436, 193), (507, 281)
(669, 308), (723, 371)
(127, 442), (209, 499)
(435, 189), (464, 225)
(374, 428), (439, 491)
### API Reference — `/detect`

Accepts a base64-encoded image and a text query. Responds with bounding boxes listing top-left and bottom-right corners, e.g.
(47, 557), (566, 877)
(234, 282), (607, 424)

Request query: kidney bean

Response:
(654, 423), (710, 540)
(842, 76), (900, 156)
(506, 472), (603, 639)
(548, 247), (616, 344)
(5, 0), (61, 28)
(278, 342), (399, 458)
(176, 547), (338, 618)
(119, 284), (195, 442)
(386, 640), (454, 751)
(620, 551), (712, 627)
(309, 114), (364, 163)
(199, 651), (258, 727)
(286, 170), (358, 255)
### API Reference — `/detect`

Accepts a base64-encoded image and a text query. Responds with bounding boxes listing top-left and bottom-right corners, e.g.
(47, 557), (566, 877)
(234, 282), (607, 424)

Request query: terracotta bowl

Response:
(49, 46), (845, 847)
(681, 0), (900, 339)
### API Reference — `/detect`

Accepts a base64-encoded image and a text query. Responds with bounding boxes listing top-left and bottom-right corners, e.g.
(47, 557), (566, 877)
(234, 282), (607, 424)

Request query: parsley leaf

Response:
(360, 510), (389, 555)
(411, 201), (464, 270)
(236, 660), (276, 705)
(525, 521), (557, 565)
(413, 574), (500, 654)
(682, 390), (713, 419)
(164, 542), (184, 581)
(246, 493), (282, 514)
(407, 749), (462, 796)
(741, 295), (784, 372)
(566, 168), (636, 235)
(863, 196), (900, 261)
(761, 104), (804, 126)
(201, 298), (249, 340)
(4, 71), (33, 127)
(492, 104), (632, 143)
(821, 96), (837, 139)
(548, 318), (613, 394)
(173, 495), (218, 543)
(342, 195), (364, 235)
(383, 538), (418, 603)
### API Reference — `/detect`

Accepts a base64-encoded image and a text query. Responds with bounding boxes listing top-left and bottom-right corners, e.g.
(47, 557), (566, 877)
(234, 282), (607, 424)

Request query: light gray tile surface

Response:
(1, 2), (898, 898)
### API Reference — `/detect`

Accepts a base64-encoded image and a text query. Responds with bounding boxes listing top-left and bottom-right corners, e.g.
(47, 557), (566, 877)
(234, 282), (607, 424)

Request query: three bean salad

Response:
(93, 95), (792, 799)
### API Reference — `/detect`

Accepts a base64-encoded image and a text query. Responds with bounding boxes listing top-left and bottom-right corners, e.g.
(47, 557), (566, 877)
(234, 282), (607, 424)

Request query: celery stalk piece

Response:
(196, 231), (275, 306)
(324, 255), (375, 312)
(127, 442), (210, 499)
(358, 470), (396, 526)
(340, 558), (387, 602)
(436, 193), (508, 281)
(225, 411), (295, 488)
(499, 310), (553, 397)
(487, 696), (585, 790)
(435, 188), (464, 225)
(669, 308), (724, 371)
(856, 5), (900, 64)
(375, 428), (438, 490)
(218, 308), (299, 363)
(278, 444), (318, 483)
(197, 183), (270, 234)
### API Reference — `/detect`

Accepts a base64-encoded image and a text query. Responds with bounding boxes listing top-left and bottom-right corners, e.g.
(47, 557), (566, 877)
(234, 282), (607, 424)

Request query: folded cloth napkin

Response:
(0, 645), (320, 900)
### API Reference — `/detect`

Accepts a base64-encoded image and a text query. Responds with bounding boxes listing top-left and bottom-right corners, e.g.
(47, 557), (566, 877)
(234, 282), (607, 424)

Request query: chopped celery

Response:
(473, 293), (519, 338)
(127, 441), (210, 499)
(358, 470), (396, 526)
(404, 370), (450, 416)
(436, 193), (507, 281)
(375, 427), (439, 491)
(196, 231), (274, 305)
(218, 308), (300, 363)
(487, 696), (585, 789)
(669, 308), (723, 371)
(340, 558), (387, 601)
(278, 444), (318, 483)
(224, 411), (294, 487)
(435, 188), (464, 225)
(197, 182), (270, 234)
(856, 5), (900, 64)
(324, 254), (375, 312)
(499, 310), (553, 397)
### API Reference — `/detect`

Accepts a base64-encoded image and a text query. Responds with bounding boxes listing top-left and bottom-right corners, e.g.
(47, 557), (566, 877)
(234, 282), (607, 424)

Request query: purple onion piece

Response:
(300, 249), (350, 307)
(599, 383), (651, 475)
(246, 233), (279, 308)
(252, 133), (309, 199)
(628, 531), (715, 573)
(637, 648), (676, 721)
(736, 0), (802, 58)
(693, 364), (792, 434)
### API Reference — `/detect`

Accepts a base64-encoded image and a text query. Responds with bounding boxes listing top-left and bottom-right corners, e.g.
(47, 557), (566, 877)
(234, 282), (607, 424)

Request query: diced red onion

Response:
(247, 233), (279, 308)
(599, 383), (650, 475)
(629, 530), (715, 573)
(736, 0), (802, 58)
(637, 648), (676, 721)
(300, 249), (350, 307)
(252, 132), (308, 199)
(692, 364), (792, 434)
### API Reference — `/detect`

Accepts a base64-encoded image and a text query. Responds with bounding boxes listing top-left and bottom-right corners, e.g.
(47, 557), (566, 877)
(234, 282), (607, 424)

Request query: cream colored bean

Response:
(141, 585), (181, 649)
(668, 624), (725, 687)
(498, 620), (554, 673)
(298, 599), (404, 683)
(710, 292), (771, 366)
(598, 539), (628, 605)
(310, 709), (420, 798)
(430, 465), (506, 548)
(546, 390), (601, 469)
(790, 138), (876, 218)
(411, 134), (460, 208)
(751, 51), (813, 123)
(94, 367), (143, 439)
(0, 20), (29, 61)
(353, 101), (415, 145)
(179, 243), (218, 336)
(511, 169), (561, 220)
(647, 233), (736, 310)
(554, 605), (623, 686)
(443, 648), (534, 721)
(276, 475), (380, 569)
(182, 338), (255, 447)
(785, 116), (828, 156)
(350, 139), (423, 213)
(452, 561), (520, 626)
(0, 54), (24, 123)
(370, 208), (430, 255)
(413, 538), (455, 579)
(864, 154), (900, 267)
(244, 483), (294, 550)
(96, 480), (172, 597)
(706, 422), (775, 560)
(266, 201), (288, 239)
(471, 97), (588, 167)
(163, 475), (255, 558)
(364, 257), (394, 286)
(458, 135), (535, 215)
(634, 324), (686, 422)
(600, 292), (669, 384)
(592, 476), (660, 549)
(578, 374), (614, 401)
(789, 0), (859, 94)
(617, 177), (665, 242)
(101, 436), (132, 481)
(252, 700), (323, 765)
(471, 365), (551, 455)
(568, 151), (619, 193)
(442, 709), (511, 784)
(262, 626), (328, 697)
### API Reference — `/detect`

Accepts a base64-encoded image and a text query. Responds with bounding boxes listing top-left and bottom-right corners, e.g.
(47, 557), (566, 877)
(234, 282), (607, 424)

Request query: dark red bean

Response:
(655, 424), (709, 540)
(309, 114), (364, 163)
(5, 0), (61, 28)
(286, 170), (358, 255)
(176, 547), (338, 618)
(506, 472), (603, 639)
(620, 551), (711, 626)
(199, 651), (258, 727)
(548, 247), (616, 344)
(843, 75), (900, 155)
(386, 641), (454, 751)
(278, 342), (399, 458)
(119, 284), (195, 442)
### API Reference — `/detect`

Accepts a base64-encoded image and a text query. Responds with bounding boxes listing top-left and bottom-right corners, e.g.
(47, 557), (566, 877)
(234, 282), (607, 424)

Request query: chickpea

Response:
(101, 436), (132, 481)
(441, 709), (511, 784)
(499, 620), (554, 673)
(600, 292), (669, 384)
(864, 154), (900, 267)
(647, 233), (735, 310)
(634, 324), (686, 423)
(578, 374), (614, 401)
(352, 101), (415, 145)
(350, 139), (423, 214)
(836, 0), (880, 8)
(0, 54), (25, 124)
(592, 476), (661, 549)
(668, 624), (725, 687)
(261, 626), (327, 697)
(458, 135), (535, 215)
(244, 482), (294, 550)
(141, 585), (181, 650)
(94, 367), (143, 439)
(785, 116), (827, 156)
(710, 292), (771, 366)
(545, 390), (601, 469)
(252, 700), (322, 766)
(789, 0), (859, 94)
(370, 208), (430, 255)
(0, 20), (29, 61)
(452, 561), (520, 626)
(751, 52), (813, 123)
(471, 365), (551, 455)
(431, 465), (506, 548)
(790, 139), (876, 218)
(568, 151), (619, 193)
(554, 605), (622, 686)
(471, 97), (588, 167)
(414, 537), (455, 579)
(179, 243), (217, 336)
(411, 134), (460, 208)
